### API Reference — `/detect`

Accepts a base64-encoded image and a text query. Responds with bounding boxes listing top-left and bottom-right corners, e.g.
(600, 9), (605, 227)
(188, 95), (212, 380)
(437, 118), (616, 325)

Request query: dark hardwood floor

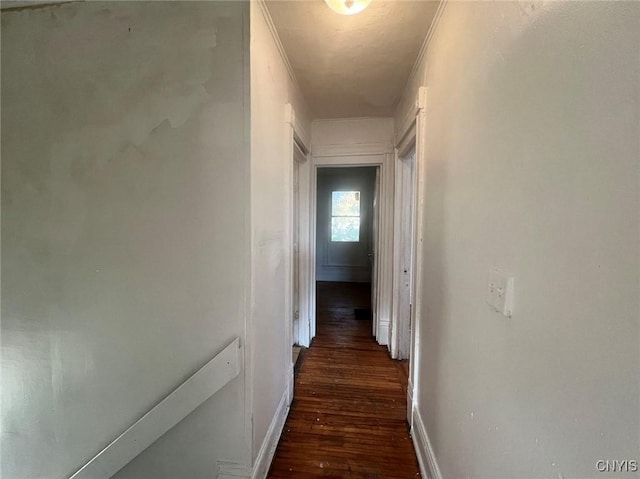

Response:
(268, 281), (421, 478)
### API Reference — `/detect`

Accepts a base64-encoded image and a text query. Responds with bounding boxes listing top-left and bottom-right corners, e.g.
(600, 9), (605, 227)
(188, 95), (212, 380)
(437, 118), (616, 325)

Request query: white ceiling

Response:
(266, 0), (439, 119)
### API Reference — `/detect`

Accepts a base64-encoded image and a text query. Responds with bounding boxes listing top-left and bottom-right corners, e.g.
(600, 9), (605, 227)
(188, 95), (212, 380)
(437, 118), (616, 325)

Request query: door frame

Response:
(393, 87), (427, 425)
(390, 145), (416, 361)
(285, 104), (310, 373)
(308, 143), (395, 346)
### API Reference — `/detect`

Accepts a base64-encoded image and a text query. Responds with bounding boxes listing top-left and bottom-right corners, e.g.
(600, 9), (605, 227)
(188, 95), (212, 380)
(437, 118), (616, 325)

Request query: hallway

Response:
(268, 282), (420, 478)
(2, 2), (638, 478)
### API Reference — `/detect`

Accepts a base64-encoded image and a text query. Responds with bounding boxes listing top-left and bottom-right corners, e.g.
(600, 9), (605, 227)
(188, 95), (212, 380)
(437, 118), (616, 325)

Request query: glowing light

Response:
(324, 0), (371, 16)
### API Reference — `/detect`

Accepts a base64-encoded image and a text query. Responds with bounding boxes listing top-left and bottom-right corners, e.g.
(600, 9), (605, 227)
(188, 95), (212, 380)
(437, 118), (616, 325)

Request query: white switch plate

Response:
(486, 269), (514, 318)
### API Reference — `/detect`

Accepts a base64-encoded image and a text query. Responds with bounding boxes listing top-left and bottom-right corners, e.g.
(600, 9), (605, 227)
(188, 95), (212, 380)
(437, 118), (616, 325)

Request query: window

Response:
(331, 191), (360, 242)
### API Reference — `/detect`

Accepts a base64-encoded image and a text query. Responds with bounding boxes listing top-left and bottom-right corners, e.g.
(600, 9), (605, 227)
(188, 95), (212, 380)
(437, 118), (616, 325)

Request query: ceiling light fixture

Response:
(324, 0), (371, 16)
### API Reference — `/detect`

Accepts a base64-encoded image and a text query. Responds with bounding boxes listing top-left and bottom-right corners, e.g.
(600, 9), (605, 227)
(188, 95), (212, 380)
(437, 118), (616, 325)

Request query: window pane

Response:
(332, 191), (360, 217)
(331, 217), (360, 242)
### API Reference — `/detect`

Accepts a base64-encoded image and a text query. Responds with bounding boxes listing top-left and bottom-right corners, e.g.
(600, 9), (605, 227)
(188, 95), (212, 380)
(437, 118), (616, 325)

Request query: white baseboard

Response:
(217, 374), (292, 479)
(286, 364), (294, 405)
(377, 322), (389, 346)
(217, 460), (252, 479)
(411, 406), (443, 479)
(251, 386), (290, 479)
(407, 379), (414, 426)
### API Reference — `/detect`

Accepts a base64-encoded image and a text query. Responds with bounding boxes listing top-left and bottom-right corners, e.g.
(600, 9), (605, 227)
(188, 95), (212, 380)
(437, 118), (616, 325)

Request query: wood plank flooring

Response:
(268, 282), (421, 479)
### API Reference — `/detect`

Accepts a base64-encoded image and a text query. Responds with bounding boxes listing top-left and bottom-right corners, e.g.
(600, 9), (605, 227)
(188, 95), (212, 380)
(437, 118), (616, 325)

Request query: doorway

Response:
(315, 167), (378, 334)
(292, 142), (306, 346)
(392, 85), (427, 425)
(285, 102), (311, 395)
(391, 148), (417, 360)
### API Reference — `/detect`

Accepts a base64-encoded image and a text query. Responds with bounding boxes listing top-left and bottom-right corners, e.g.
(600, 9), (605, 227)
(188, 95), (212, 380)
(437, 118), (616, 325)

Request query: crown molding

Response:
(396, 0), (448, 122)
(256, 0), (298, 86)
(256, 0), (312, 129)
(406, 0), (448, 84)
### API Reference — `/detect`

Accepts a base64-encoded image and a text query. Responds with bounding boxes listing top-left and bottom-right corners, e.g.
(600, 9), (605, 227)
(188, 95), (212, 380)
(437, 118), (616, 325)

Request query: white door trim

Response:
(398, 87), (427, 426)
(285, 104), (311, 349)
(390, 148), (416, 360)
(310, 144), (394, 346)
(390, 89), (423, 360)
(312, 142), (393, 158)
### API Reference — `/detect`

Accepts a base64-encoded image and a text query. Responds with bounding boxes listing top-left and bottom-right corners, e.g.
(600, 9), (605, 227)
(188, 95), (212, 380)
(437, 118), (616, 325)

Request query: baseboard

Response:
(377, 322), (389, 346)
(251, 387), (290, 479)
(217, 460), (252, 479)
(286, 363), (294, 405)
(407, 379), (414, 426)
(411, 406), (443, 479)
(217, 374), (292, 479)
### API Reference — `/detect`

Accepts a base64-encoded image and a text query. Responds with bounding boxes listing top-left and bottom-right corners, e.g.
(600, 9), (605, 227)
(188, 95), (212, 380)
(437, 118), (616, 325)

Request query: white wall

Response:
(316, 167), (376, 283)
(249, 0), (311, 464)
(1, 2), (250, 478)
(397, 2), (640, 478)
(312, 117), (394, 150)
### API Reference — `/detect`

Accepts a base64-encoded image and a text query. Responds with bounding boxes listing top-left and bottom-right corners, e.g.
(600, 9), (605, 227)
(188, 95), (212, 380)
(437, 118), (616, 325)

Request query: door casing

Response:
(285, 104), (310, 406)
(308, 146), (395, 346)
(391, 148), (416, 361)
(393, 87), (428, 426)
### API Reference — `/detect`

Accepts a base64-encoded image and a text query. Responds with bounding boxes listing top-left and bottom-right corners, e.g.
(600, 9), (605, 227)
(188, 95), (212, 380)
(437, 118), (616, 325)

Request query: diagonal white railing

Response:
(70, 337), (241, 479)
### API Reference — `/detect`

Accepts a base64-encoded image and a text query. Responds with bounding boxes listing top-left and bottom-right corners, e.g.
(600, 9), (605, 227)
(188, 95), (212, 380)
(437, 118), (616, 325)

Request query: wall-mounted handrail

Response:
(70, 337), (241, 479)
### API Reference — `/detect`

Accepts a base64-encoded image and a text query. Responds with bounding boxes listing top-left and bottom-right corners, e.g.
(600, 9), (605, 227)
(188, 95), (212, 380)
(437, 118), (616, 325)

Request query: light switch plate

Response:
(486, 269), (514, 318)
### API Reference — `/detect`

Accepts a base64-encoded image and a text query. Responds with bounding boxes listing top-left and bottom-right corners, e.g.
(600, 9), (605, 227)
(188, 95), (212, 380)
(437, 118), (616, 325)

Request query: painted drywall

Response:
(316, 167), (376, 283)
(249, 0), (311, 463)
(1, 2), (250, 478)
(311, 117), (394, 150)
(397, 2), (640, 478)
